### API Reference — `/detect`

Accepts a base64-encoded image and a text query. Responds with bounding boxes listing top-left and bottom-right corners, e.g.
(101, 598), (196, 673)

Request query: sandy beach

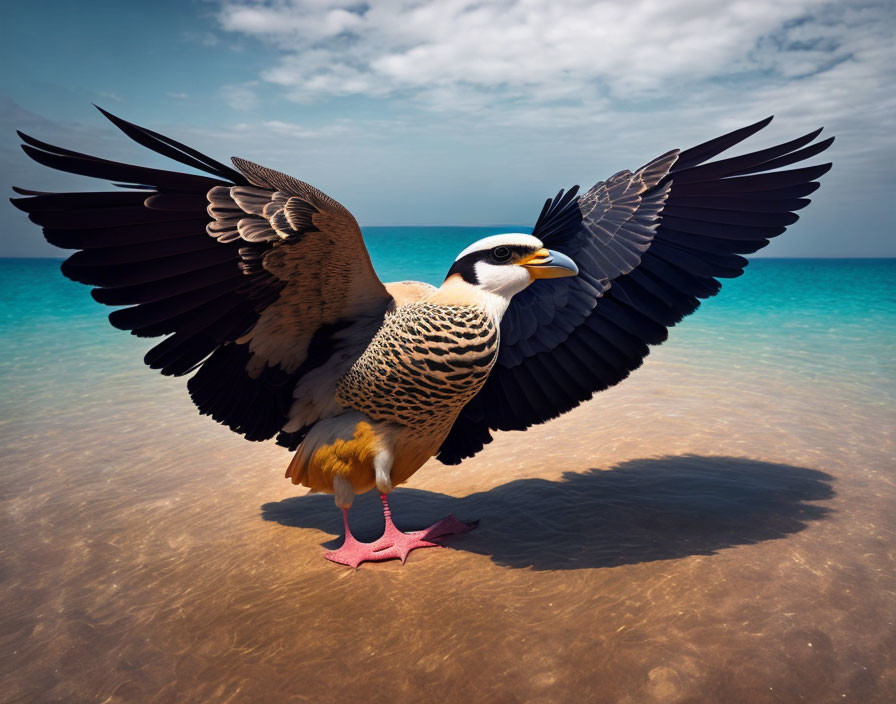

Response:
(1, 261), (894, 704)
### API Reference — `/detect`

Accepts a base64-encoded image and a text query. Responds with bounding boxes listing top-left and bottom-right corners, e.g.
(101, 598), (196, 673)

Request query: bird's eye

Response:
(491, 246), (511, 262)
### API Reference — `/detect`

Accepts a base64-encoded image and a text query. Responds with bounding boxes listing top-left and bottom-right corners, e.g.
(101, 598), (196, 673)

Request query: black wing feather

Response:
(12, 109), (314, 440)
(439, 118), (832, 463)
(16, 107), (389, 443)
(94, 106), (248, 184)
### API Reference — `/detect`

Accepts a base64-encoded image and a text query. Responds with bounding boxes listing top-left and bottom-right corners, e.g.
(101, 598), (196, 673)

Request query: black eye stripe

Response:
(445, 243), (538, 282)
(491, 246), (511, 261)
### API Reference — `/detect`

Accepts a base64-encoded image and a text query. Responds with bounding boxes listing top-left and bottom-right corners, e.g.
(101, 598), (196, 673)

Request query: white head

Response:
(441, 233), (578, 318)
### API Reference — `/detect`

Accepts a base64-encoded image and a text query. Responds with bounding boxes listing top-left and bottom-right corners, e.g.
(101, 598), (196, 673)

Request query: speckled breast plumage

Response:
(335, 303), (498, 431)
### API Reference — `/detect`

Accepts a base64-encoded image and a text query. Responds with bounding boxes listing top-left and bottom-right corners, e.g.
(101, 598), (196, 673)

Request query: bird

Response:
(12, 108), (833, 567)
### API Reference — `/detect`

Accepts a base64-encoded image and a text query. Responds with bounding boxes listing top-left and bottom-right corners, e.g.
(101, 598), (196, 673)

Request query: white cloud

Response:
(213, 0), (890, 109)
(96, 90), (124, 103)
(182, 30), (223, 47)
(220, 82), (260, 111)
(230, 119), (350, 139)
(220, 3), (363, 38)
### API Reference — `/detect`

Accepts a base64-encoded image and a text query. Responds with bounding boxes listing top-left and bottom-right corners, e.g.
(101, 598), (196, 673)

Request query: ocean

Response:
(1, 239), (894, 703)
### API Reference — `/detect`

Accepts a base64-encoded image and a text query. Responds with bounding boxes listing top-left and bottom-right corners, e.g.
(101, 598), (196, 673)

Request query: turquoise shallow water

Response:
(1, 238), (895, 703)
(1, 243), (893, 415)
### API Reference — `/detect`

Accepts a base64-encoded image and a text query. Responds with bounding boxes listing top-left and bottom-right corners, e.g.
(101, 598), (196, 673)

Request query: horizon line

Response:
(2, 255), (894, 261)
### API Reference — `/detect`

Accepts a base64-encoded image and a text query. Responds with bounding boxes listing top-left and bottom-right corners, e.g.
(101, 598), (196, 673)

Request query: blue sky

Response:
(1, 0), (894, 257)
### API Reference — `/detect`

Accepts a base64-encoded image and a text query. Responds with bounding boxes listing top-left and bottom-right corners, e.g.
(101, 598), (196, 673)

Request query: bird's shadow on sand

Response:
(261, 455), (835, 570)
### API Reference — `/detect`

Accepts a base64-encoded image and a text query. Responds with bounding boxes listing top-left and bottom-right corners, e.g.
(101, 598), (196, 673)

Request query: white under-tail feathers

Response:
(374, 447), (394, 494)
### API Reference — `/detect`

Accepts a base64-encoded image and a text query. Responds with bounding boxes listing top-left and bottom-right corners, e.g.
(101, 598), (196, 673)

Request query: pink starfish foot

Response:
(324, 494), (476, 568)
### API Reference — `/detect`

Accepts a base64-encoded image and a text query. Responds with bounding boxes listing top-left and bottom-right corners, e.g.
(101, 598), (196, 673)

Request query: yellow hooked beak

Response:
(521, 248), (579, 279)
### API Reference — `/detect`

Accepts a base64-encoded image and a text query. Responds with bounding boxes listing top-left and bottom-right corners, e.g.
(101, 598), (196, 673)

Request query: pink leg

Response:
(323, 495), (476, 568)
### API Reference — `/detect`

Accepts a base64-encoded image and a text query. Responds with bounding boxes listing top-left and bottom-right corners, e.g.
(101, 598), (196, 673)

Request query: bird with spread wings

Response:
(13, 109), (832, 567)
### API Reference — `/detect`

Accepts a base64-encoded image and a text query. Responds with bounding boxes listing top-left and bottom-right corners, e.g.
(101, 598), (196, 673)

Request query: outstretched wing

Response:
(13, 108), (392, 442)
(438, 117), (833, 463)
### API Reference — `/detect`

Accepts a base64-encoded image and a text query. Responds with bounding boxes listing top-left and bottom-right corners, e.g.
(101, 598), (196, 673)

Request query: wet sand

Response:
(1, 331), (895, 703)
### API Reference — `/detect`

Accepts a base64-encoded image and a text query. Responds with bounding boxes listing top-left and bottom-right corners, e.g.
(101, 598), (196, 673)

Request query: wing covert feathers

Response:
(14, 107), (390, 442)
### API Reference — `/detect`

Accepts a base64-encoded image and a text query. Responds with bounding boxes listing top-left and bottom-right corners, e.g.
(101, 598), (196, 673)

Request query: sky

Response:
(1, 0), (894, 257)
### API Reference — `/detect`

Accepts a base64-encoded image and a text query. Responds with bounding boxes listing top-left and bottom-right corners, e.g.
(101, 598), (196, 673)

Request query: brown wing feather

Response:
(206, 158), (391, 379)
(13, 109), (392, 443)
